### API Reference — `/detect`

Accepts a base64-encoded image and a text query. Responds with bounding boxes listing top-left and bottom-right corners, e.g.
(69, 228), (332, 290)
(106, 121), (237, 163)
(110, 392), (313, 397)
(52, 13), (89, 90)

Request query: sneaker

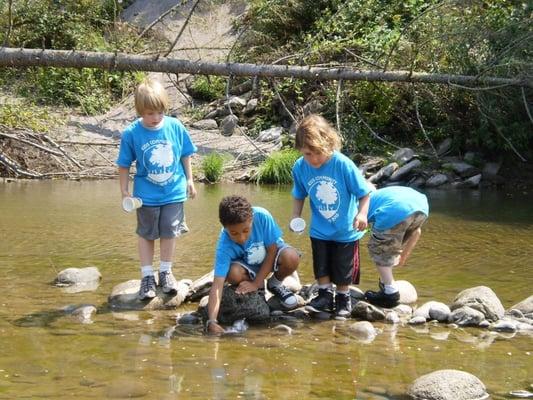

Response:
(335, 292), (352, 318)
(305, 288), (334, 313)
(138, 275), (156, 300)
(267, 278), (298, 310)
(159, 271), (179, 295)
(365, 289), (400, 308)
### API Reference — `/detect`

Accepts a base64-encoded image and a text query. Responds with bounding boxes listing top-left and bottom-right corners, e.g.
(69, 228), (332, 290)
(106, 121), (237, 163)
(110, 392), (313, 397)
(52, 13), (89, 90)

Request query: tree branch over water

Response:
(0, 47), (529, 88)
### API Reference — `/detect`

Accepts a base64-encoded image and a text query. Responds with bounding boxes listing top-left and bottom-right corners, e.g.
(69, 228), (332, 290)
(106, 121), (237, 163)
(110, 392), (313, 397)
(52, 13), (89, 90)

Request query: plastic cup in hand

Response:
(122, 197), (142, 212)
(289, 217), (306, 234)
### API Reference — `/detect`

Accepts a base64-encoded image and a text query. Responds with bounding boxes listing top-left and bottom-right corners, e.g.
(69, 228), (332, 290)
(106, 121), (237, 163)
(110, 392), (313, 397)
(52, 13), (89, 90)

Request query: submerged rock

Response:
(54, 267), (101, 287)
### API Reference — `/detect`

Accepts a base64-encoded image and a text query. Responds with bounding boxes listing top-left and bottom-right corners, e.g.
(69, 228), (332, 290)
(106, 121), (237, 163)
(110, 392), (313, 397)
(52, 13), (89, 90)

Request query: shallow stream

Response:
(0, 180), (531, 399)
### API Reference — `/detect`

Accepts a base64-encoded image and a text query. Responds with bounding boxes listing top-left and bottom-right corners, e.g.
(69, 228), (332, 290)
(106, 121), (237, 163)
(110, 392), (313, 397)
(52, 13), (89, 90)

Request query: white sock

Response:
(318, 283), (333, 292)
(141, 265), (154, 278)
(159, 261), (172, 273)
(384, 284), (399, 294)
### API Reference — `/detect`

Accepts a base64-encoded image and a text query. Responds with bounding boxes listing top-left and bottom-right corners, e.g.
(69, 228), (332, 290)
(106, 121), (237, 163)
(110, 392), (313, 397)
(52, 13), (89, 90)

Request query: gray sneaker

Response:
(138, 275), (156, 300)
(159, 271), (179, 295)
(267, 277), (298, 310)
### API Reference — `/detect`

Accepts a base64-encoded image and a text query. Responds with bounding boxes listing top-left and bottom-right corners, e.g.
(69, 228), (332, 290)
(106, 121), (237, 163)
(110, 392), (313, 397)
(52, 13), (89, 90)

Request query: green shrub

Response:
(202, 152), (226, 183)
(256, 148), (300, 184)
(0, 103), (60, 132)
(189, 76), (226, 102)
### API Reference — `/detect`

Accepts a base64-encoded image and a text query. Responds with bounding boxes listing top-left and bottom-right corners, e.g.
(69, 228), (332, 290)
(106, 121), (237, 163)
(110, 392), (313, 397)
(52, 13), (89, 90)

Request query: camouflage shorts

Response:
(367, 212), (427, 267)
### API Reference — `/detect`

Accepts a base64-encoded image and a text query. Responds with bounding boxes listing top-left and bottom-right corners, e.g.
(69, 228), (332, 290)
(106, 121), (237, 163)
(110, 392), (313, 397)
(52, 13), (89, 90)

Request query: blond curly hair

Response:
(295, 114), (341, 156)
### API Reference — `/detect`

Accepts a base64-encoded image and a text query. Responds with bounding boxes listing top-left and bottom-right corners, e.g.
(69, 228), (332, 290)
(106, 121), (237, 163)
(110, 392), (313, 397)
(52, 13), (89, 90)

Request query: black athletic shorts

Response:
(310, 238), (360, 285)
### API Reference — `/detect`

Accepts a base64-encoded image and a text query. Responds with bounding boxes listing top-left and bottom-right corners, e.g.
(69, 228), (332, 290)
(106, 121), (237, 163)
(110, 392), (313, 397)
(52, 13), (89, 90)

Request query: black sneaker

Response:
(335, 292), (352, 318)
(365, 289), (400, 308)
(305, 288), (334, 313)
(159, 271), (179, 294)
(138, 275), (157, 300)
(267, 278), (298, 310)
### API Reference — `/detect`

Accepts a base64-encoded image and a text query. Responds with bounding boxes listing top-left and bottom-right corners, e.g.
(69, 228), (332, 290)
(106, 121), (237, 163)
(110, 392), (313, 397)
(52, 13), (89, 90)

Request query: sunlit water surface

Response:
(0, 180), (532, 399)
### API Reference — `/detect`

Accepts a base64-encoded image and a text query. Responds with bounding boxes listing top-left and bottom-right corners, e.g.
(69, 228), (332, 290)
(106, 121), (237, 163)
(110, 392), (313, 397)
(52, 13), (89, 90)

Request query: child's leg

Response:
(139, 237), (155, 268)
(397, 227), (421, 267)
(226, 263), (252, 285)
(160, 237), (176, 266)
(272, 247), (300, 280)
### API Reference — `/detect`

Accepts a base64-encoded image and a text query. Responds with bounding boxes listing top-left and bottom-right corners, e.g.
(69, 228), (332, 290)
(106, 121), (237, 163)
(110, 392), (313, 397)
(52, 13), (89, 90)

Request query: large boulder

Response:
(108, 279), (190, 310)
(407, 369), (487, 400)
(509, 295), (533, 318)
(450, 286), (505, 322)
(198, 285), (271, 325)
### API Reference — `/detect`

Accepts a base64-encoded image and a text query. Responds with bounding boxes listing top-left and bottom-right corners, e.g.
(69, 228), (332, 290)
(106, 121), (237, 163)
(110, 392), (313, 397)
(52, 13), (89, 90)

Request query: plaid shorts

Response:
(367, 212), (427, 267)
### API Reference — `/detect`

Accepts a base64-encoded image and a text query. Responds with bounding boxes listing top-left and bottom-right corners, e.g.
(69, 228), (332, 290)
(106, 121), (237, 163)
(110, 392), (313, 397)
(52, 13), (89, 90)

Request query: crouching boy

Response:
(206, 195), (301, 334)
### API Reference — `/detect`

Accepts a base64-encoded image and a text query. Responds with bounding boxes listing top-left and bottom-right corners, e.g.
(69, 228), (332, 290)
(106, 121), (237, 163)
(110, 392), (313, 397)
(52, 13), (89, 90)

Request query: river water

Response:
(0, 180), (531, 399)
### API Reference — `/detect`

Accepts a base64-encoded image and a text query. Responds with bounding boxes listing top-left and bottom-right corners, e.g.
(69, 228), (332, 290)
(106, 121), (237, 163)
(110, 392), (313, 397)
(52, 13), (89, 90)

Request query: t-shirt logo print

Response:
(246, 243), (266, 265)
(314, 179), (340, 220)
(143, 141), (176, 185)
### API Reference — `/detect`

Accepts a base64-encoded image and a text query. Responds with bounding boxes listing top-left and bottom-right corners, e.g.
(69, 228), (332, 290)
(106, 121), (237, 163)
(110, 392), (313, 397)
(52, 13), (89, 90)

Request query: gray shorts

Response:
(233, 243), (294, 280)
(367, 212), (427, 267)
(136, 202), (188, 240)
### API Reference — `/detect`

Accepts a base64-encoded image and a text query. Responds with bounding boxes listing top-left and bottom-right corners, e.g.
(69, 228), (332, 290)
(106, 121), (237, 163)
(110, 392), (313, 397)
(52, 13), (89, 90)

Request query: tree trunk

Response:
(0, 47), (530, 88)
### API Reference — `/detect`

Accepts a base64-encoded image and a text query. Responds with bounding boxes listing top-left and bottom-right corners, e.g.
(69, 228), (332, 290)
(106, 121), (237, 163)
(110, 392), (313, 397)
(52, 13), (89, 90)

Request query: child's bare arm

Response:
(118, 167), (131, 198)
(206, 277), (226, 334)
(181, 155), (196, 199)
(353, 193), (370, 231)
(292, 198), (305, 219)
(398, 228), (422, 267)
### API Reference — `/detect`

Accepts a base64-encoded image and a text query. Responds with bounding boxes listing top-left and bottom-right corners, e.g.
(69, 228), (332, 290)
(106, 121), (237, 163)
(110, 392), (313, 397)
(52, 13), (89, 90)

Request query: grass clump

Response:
(202, 152), (226, 183)
(256, 148), (300, 184)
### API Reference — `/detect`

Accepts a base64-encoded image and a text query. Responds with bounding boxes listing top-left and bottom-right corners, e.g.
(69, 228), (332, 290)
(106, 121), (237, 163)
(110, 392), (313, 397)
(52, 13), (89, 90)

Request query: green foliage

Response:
(256, 148), (300, 184)
(202, 152), (227, 183)
(0, 103), (60, 132)
(237, 0), (533, 159)
(0, 0), (155, 114)
(189, 76), (226, 102)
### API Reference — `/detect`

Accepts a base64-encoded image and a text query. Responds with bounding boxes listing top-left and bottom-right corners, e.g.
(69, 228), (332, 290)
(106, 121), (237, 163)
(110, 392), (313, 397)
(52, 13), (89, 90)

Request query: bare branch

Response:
(0, 131), (63, 156)
(132, 0), (191, 48)
(163, 0), (201, 58)
(521, 87), (533, 125)
(413, 90), (438, 159)
(335, 79), (343, 139)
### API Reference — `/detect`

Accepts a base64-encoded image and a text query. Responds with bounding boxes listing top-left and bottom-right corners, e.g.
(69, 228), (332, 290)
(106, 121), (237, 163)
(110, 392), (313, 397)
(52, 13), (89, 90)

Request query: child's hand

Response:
(235, 280), (259, 295)
(353, 214), (368, 231)
(187, 180), (197, 199)
(207, 321), (225, 335)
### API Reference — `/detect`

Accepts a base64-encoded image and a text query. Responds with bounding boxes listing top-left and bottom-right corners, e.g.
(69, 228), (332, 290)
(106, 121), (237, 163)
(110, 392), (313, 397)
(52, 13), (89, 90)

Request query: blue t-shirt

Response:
(116, 116), (197, 206)
(368, 186), (429, 231)
(214, 207), (283, 278)
(291, 151), (371, 242)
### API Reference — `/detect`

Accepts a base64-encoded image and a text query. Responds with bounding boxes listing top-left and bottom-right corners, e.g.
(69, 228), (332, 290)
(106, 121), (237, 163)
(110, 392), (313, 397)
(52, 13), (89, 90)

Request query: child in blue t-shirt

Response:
(364, 186), (429, 308)
(116, 78), (197, 301)
(206, 195), (301, 335)
(291, 114), (371, 318)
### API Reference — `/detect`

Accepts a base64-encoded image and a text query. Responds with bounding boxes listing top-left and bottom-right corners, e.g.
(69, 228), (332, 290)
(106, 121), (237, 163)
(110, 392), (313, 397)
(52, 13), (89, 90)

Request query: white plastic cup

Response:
(122, 196), (143, 212)
(289, 217), (306, 234)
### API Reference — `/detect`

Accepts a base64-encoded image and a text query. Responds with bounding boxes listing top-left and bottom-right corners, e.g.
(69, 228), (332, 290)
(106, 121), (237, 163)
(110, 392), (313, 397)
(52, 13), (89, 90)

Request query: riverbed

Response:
(0, 180), (531, 399)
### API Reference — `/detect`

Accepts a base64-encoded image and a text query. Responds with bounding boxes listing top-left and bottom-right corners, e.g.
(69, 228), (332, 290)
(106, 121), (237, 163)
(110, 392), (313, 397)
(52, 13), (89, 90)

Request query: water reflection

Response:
(1, 180), (532, 398)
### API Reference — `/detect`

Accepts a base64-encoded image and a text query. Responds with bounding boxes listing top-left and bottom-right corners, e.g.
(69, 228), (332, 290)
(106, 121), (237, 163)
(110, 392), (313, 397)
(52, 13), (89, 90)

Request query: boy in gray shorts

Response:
(364, 186), (429, 308)
(116, 78), (197, 300)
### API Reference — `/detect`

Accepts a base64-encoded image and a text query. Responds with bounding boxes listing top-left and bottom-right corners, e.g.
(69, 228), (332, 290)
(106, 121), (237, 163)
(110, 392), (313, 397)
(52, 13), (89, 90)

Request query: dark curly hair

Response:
(219, 195), (253, 226)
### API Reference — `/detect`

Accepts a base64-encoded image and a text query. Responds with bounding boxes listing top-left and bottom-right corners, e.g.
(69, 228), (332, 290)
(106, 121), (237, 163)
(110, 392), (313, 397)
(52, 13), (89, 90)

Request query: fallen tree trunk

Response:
(0, 47), (530, 88)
